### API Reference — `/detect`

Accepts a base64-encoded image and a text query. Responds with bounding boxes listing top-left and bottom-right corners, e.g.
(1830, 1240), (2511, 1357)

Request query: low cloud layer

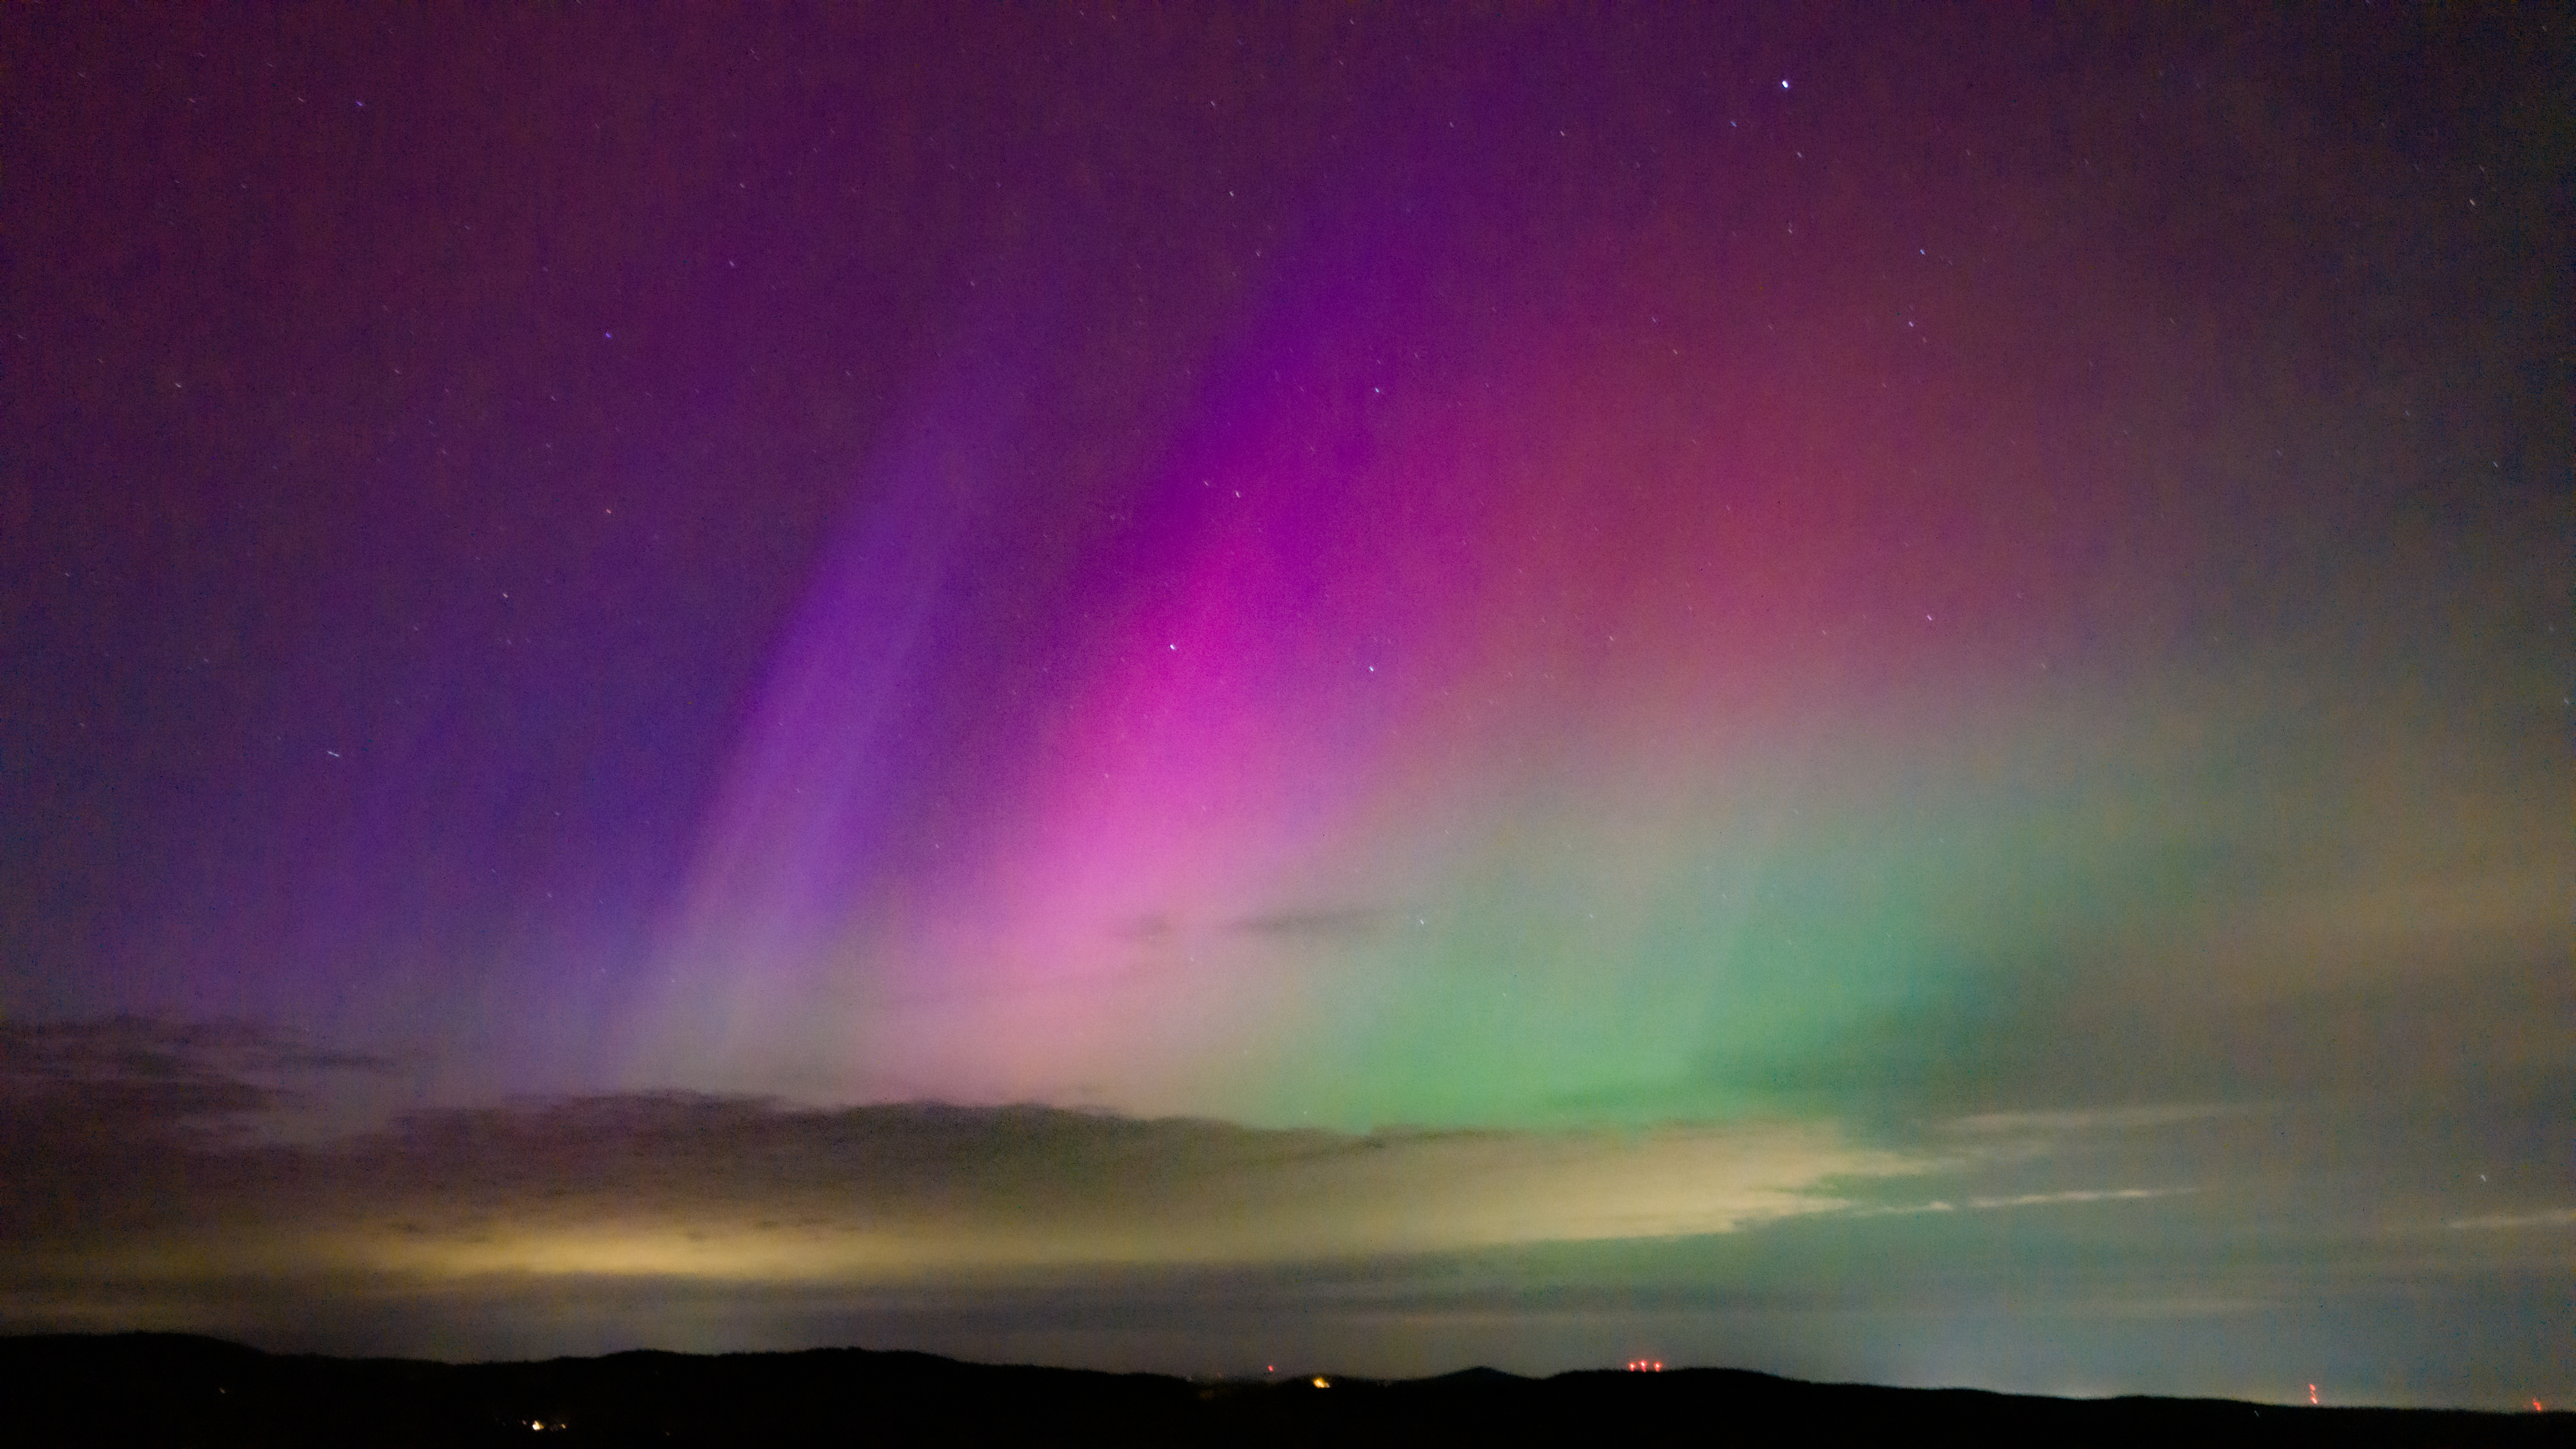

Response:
(2, 1020), (1926, 1286)
(5, 1018), (2567, 1405)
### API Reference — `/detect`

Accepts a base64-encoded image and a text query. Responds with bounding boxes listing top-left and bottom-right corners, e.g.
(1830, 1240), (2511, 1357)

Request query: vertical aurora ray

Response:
(621, 182), (2269, 1131)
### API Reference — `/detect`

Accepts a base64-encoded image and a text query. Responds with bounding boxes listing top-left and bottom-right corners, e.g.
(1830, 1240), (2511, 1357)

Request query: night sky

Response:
(4, 6), (2568, 1409)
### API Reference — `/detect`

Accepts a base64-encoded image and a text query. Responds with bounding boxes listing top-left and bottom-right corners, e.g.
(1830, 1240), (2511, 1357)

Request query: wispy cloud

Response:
(1965, 1187), (2195, 1209)
(1943, 1105), (2260, 1137)
(1846, 1187), (2193, 1218)
(2445, 1207), (2576, 1231)
(1225, 906), (1389, 942)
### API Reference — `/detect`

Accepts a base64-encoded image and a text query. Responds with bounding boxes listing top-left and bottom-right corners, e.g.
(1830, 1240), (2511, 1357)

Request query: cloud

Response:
(2446, 1208), (2576, 1232)
(1846, 1187), (2193, 1218)
(14, 1021), (2557, 1387)
(1943, 1105), (2260, 1137)
(0, 1016), (392, 1124)
(287, 1108), (1925, 1279)
(1964, 1188), (2194, 1209)
(0, 1015), (395, 1164)
(0, 1020), (1930, 1294)
(0, 1018), (402, 1253)
(1225, 906), (1390, 942)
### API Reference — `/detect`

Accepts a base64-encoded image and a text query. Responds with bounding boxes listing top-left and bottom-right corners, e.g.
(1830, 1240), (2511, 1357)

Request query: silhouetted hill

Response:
(0, 1333), (2560, 1446)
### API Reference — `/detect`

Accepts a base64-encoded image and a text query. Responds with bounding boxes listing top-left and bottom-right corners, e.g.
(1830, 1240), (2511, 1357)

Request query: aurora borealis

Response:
(4, 6), (2568, 1408)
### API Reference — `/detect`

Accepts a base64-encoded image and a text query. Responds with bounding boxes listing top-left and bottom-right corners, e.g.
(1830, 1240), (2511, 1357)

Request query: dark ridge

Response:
(0, 1333), (2560, 1447)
